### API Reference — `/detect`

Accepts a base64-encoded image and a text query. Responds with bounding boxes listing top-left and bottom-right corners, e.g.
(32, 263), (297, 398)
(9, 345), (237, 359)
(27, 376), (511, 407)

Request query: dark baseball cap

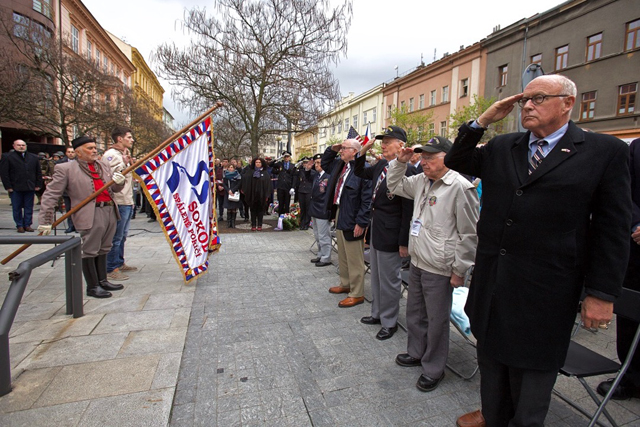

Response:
(375, 125), (407, 143)
(414, 136), (453, 154)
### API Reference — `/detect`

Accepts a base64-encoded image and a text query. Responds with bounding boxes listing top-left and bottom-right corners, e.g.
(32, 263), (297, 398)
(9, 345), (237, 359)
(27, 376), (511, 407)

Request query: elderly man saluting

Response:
(38, 136), (126, 299)
(448, 75), (632, 427)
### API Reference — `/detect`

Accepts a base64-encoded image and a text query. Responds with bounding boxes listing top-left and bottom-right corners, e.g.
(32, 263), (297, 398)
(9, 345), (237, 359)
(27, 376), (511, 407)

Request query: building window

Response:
(400, 100), (406, 110)
(531, 53), (542, 65)
(618, 83), (637, 115)
(580, 91), (596, 121)
(86, 40), (92, 61)
(95, 49), (100, 66)
(372, 107), (376, 123)
(387, 105), (392, 118)
(353, 115), (358, 129)
(337, 119), (342, 134)
(363, 111), (367, 125)
(555, 45), (569, 71)
(409, 97), (414, 112)
(428, 123), (435, 138)
(13, 13), (30, 39)
(430, 90), (436, 106)
(498, 65), (508, 86)
(626, 19), (640, 51)
(103, 56), (108, 73)
(71, 25), (79, 53)
(440, 121), (448, 137)
(460, 78), (469, 98)
(419, 94), (424, 109)
(442, 86), (449, 103)
(33, 0), (53, 20)
(586, 33), (602, 62)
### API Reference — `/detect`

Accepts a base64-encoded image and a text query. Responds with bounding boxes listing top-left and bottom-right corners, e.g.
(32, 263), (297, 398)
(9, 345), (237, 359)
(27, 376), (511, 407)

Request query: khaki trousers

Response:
(335, 223), (365, 298)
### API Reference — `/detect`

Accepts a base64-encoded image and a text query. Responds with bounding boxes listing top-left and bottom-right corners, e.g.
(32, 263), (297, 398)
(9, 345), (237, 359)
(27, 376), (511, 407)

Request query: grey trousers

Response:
(312, 217), (332, 263)
(406, 264), (452, 379)
(369, 240), (402, 328)
(78, 206), (118, 258)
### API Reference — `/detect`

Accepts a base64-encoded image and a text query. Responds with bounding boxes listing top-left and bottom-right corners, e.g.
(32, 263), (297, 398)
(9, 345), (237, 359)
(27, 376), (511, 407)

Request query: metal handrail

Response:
(0, 236), (83, 396)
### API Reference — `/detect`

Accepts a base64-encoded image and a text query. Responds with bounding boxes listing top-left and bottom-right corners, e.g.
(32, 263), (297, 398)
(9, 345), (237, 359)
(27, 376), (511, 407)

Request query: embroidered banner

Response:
(134, 116), (221, 283)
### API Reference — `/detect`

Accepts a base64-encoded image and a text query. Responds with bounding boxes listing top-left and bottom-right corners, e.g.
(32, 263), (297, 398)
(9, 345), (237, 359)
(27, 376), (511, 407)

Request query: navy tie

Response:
(529, 140), (548, 175)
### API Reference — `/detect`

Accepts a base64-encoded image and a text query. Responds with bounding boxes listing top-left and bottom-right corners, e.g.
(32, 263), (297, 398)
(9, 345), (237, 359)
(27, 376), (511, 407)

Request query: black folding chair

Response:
(553, 287), (640, 427)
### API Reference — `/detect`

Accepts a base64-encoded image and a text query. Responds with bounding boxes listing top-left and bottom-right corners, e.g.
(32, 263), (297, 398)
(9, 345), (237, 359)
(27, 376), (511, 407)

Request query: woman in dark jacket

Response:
(222, 164), (242, 228)
(242, 158), (271, 231)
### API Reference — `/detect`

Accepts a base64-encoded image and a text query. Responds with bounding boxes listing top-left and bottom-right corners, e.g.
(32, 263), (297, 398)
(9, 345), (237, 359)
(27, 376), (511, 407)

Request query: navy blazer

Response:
(309, 170), (331, 219)
(354, 156), (413, 252)
(445, 120), (631, 371)
(321, 147), (372, 240)
(0, 150), (43, 192)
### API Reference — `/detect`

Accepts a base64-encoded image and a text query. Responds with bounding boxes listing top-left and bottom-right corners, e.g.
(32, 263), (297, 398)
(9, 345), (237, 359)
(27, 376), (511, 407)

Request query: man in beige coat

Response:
(38, 136), (126, 298)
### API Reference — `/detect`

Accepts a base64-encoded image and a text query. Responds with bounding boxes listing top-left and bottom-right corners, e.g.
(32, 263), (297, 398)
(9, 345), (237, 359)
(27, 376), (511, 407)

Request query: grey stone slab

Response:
(18, 333), (128, 369)
(9, 314), (104, 344)
(152, 352), (183, 390)
(0, 401), (89, 427)
(93, 309), (175, 334)
(34, 355), (160, 407)
(0, 367), (62, 413)
(144, 292), (194, 310)
(118, 327), (187, 357)
(77, 387), (173, 427)
(13, 302), (65, 322)
(7, 342), (38, 370)
(83, 295), (149, 314)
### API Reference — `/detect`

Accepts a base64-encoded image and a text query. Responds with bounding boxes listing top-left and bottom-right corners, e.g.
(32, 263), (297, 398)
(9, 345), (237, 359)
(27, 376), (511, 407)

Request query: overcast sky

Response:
(83, 0), (565, 126)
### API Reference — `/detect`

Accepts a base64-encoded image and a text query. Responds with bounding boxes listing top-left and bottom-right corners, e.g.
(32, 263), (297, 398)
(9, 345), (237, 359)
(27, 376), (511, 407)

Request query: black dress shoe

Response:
(360, 316), (381, 325)
(396, 353), (421, 367)
(315, 261), (332, 267)
(376, 325), (398, 340)
(100, 280), (124, 291)
(310, 257), (321, 263)
(87, 286), (112, 298)
(416, 372), (445, 392)
(597, 378), (640, 400)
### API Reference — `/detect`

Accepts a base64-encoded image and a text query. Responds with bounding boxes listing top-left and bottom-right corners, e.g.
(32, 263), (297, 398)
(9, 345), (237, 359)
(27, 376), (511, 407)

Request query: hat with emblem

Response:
(54, 151), (64, 157)
(375, 125), (407, 143)
(282, 150), (292, 157)
(313, 153), (322, 160)
(414, 136), (453, 154)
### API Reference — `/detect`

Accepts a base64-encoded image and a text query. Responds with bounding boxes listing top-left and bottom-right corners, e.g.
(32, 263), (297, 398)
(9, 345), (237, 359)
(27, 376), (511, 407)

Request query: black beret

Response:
(71, 135), (96, 149)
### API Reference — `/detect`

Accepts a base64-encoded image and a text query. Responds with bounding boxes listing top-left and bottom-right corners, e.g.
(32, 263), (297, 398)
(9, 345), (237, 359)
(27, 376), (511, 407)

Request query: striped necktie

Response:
(528, 140), (548, 175)
(333, 163), (349, 204)
(371, 165), (388, 204)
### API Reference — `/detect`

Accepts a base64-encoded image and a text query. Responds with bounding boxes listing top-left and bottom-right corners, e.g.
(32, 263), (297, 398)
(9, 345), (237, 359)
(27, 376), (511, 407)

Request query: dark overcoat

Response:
(444, 121), (631, 371)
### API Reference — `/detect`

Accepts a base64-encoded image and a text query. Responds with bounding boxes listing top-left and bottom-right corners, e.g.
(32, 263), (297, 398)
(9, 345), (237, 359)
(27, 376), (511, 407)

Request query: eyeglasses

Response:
(340, 147), (357, 151)
(518, 94), (570, 108)
(421, 154), (445, 163)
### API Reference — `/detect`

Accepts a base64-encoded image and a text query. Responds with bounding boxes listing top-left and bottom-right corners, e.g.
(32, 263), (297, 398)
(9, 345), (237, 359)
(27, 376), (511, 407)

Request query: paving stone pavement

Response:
(0, 191), (638, 426)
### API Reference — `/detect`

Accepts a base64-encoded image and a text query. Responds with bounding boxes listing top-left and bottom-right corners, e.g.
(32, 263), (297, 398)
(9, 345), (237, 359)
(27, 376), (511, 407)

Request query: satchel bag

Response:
(228, 191), (240, 202)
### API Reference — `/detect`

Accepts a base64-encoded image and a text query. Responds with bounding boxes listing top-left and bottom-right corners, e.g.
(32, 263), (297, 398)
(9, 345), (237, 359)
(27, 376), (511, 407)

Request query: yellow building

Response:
(108, 32), (164, 120)
(293, 126), (318, 160)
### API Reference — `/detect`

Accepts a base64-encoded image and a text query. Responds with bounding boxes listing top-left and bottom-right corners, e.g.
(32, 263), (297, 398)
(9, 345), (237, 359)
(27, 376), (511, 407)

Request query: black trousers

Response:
(298, 192), (311, 228)
(250, 200), (264, 227)
(477, 344), (558, 427)
(618, 239), (640, 388)
(277, 188), (291, 214)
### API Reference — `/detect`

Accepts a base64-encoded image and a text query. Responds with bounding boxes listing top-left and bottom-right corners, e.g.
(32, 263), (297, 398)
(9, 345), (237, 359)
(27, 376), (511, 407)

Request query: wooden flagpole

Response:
(1, 101), (224, 265)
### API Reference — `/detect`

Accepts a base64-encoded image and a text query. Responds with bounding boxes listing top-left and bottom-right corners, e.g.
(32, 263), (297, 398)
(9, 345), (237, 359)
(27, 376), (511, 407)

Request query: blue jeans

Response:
(10, 190), (35, 228)
(107, 204), (133, 272)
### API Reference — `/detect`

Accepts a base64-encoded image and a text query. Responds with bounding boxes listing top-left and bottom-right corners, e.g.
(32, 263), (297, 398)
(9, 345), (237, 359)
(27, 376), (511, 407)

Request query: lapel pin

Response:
(561, 148), (571, 153)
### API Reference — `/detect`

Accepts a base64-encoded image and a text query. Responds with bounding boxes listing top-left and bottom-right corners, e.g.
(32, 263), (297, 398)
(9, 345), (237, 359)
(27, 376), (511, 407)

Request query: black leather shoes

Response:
(87, 286), (112, 298)
(315, 261), (332, 267)
(396, 353), (421, 367)
(360, 316), (381, 325)
(597, 378), (640, 400)
(310, 257), (321, 263)
(416, 372), (445, 392)
(376, 325), (398, 340)
(100, 280), (124, 291)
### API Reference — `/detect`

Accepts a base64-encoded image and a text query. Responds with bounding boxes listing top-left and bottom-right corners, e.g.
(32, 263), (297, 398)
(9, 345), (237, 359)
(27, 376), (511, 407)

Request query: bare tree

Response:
(0, 16), (129, 146)
(127, 92), (173, 155)
(154, 0), (352, 157)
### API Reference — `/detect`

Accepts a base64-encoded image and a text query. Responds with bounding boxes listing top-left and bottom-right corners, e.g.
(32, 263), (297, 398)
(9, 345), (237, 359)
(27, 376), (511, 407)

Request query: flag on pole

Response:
(134, 116), (221, 283)
(346, 124), (371, 146)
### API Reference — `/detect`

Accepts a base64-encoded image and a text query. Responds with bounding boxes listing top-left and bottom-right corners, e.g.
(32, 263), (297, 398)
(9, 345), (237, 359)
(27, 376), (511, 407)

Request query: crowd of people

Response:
(214, 75), (640, 427)
(1, 74), (639, 426)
